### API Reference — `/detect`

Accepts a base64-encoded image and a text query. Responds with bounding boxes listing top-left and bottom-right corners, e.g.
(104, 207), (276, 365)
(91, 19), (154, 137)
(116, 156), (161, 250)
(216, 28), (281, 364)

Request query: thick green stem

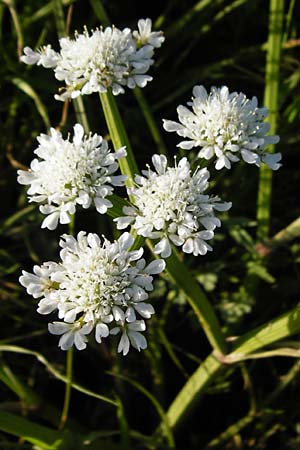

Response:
(163, 246), (227, 354)
(58, 347), (73, 430)
(100, 91), (138, 184)
(256, 0), (284, 240)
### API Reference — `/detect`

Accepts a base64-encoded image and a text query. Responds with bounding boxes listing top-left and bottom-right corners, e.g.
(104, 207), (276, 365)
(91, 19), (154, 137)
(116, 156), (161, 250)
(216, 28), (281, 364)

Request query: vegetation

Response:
(1, 0), (300, 449)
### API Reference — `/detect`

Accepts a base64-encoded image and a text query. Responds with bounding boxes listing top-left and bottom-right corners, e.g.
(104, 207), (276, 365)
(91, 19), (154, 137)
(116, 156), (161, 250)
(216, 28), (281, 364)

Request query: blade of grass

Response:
(0, 411), (72, 450)
(0, 205), (35, 234)
(24, 0), (75, 25)
(165, 0), (216, 38)
(0, 359), (38, 407)
(108, 371), (175, 448)
(0, 345), (117, 406)
(10, 77), (50, 129)
(164, 304), (300, 431)
(89, 0), (110, 26)
(115, 396), (131, 450)
(3, 0), (23, 57)
(256, 0), (284, 240)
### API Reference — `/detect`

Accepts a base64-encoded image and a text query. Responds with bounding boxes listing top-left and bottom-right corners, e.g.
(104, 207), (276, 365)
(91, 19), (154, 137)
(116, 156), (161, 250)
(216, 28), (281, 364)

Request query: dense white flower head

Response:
(21, 19), (164, 100)
(17, 124), (126, 230)
(115, 154), (231, 258)
(19, 232), (165, 355)
(163, 85), (281, 170)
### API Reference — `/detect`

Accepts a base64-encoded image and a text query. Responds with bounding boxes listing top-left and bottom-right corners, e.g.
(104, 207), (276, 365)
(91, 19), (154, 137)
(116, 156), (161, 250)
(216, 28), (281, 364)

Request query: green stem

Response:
(133, 88), (168, 155)
(256, 0), (284, 240)
(58, 347), (73, 430)
(163, 304), (300, 431)
(99, 90), (138, 183)
(163, 246), (227, 354)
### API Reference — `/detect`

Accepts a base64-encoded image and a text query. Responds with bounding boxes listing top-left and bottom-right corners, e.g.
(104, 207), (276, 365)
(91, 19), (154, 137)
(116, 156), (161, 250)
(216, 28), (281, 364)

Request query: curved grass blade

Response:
(0, 345), (117, 406)
(164, 304), (300, 431)
(108, 371), (175, 448)
(0, 411), (73, 450)
(11, 77), (50, 129)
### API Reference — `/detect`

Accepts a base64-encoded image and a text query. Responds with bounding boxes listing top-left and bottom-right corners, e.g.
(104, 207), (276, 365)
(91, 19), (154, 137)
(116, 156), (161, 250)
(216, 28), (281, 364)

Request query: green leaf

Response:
(11, 77), (50, 129)
(0, 411), (73, 449)
(108, 371), (175, 448)
(162, 246), (227, 354)
(247, 261), (275, 284)
(0, 345), (117, 406)
(164, 305), (300, 430)
(256, 0), (284, 239)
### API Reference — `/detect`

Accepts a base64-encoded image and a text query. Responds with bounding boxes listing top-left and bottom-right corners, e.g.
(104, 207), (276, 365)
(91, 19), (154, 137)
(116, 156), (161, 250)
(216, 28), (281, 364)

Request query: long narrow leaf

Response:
(0, 345), (117, 406)
(0, 411), (72, 449)
(11, 77), (50, 128)
(164, 304), (300, 430)
(256, 0), (284, 239)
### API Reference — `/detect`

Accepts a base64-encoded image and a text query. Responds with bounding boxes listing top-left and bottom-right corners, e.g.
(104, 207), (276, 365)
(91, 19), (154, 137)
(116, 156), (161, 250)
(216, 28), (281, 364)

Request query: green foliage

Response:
(1, 1), (300, 449)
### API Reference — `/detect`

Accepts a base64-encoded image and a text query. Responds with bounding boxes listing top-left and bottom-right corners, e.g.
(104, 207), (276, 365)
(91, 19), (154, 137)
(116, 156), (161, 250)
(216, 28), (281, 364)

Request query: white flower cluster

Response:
(19, 232), (165, 355)
(163, 85), (281, 170)
(21, 19), (164, 100)
(115, 154), (231, 258)
(17, 124), (126, 230)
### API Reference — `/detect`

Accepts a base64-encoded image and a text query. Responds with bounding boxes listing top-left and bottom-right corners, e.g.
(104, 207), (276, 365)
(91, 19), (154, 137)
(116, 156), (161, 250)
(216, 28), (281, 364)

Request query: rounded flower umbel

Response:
(19, 232), (165, 355)
(163, 85), (281, 170)
(21, 19), (164, 100)
(17, 124), (127, 230)
(115, 154), (232, 258)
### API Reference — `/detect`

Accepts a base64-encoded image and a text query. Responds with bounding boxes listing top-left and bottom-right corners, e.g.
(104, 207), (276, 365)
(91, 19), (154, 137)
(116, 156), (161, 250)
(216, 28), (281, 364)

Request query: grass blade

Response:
(256, 0), (284, 240)
(109, 371), (175, 448)
(0, 411), (71, 449)
(11, 77), (50, 129)
(0, 345), (117, 406)
(164, 304), (300, 431)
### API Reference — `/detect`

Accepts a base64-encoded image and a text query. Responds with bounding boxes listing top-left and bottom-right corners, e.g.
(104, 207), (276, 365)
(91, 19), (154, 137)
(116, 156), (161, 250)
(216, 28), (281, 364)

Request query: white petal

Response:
(154, 238), (171, 258)
(95, 323), (110, 343)
(128, 331), (147, 351)
(144, 259), (166, 274)
(118, 332), (130, 356)
(134, 302), (155, 319)
(41, 212), (60, 230)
